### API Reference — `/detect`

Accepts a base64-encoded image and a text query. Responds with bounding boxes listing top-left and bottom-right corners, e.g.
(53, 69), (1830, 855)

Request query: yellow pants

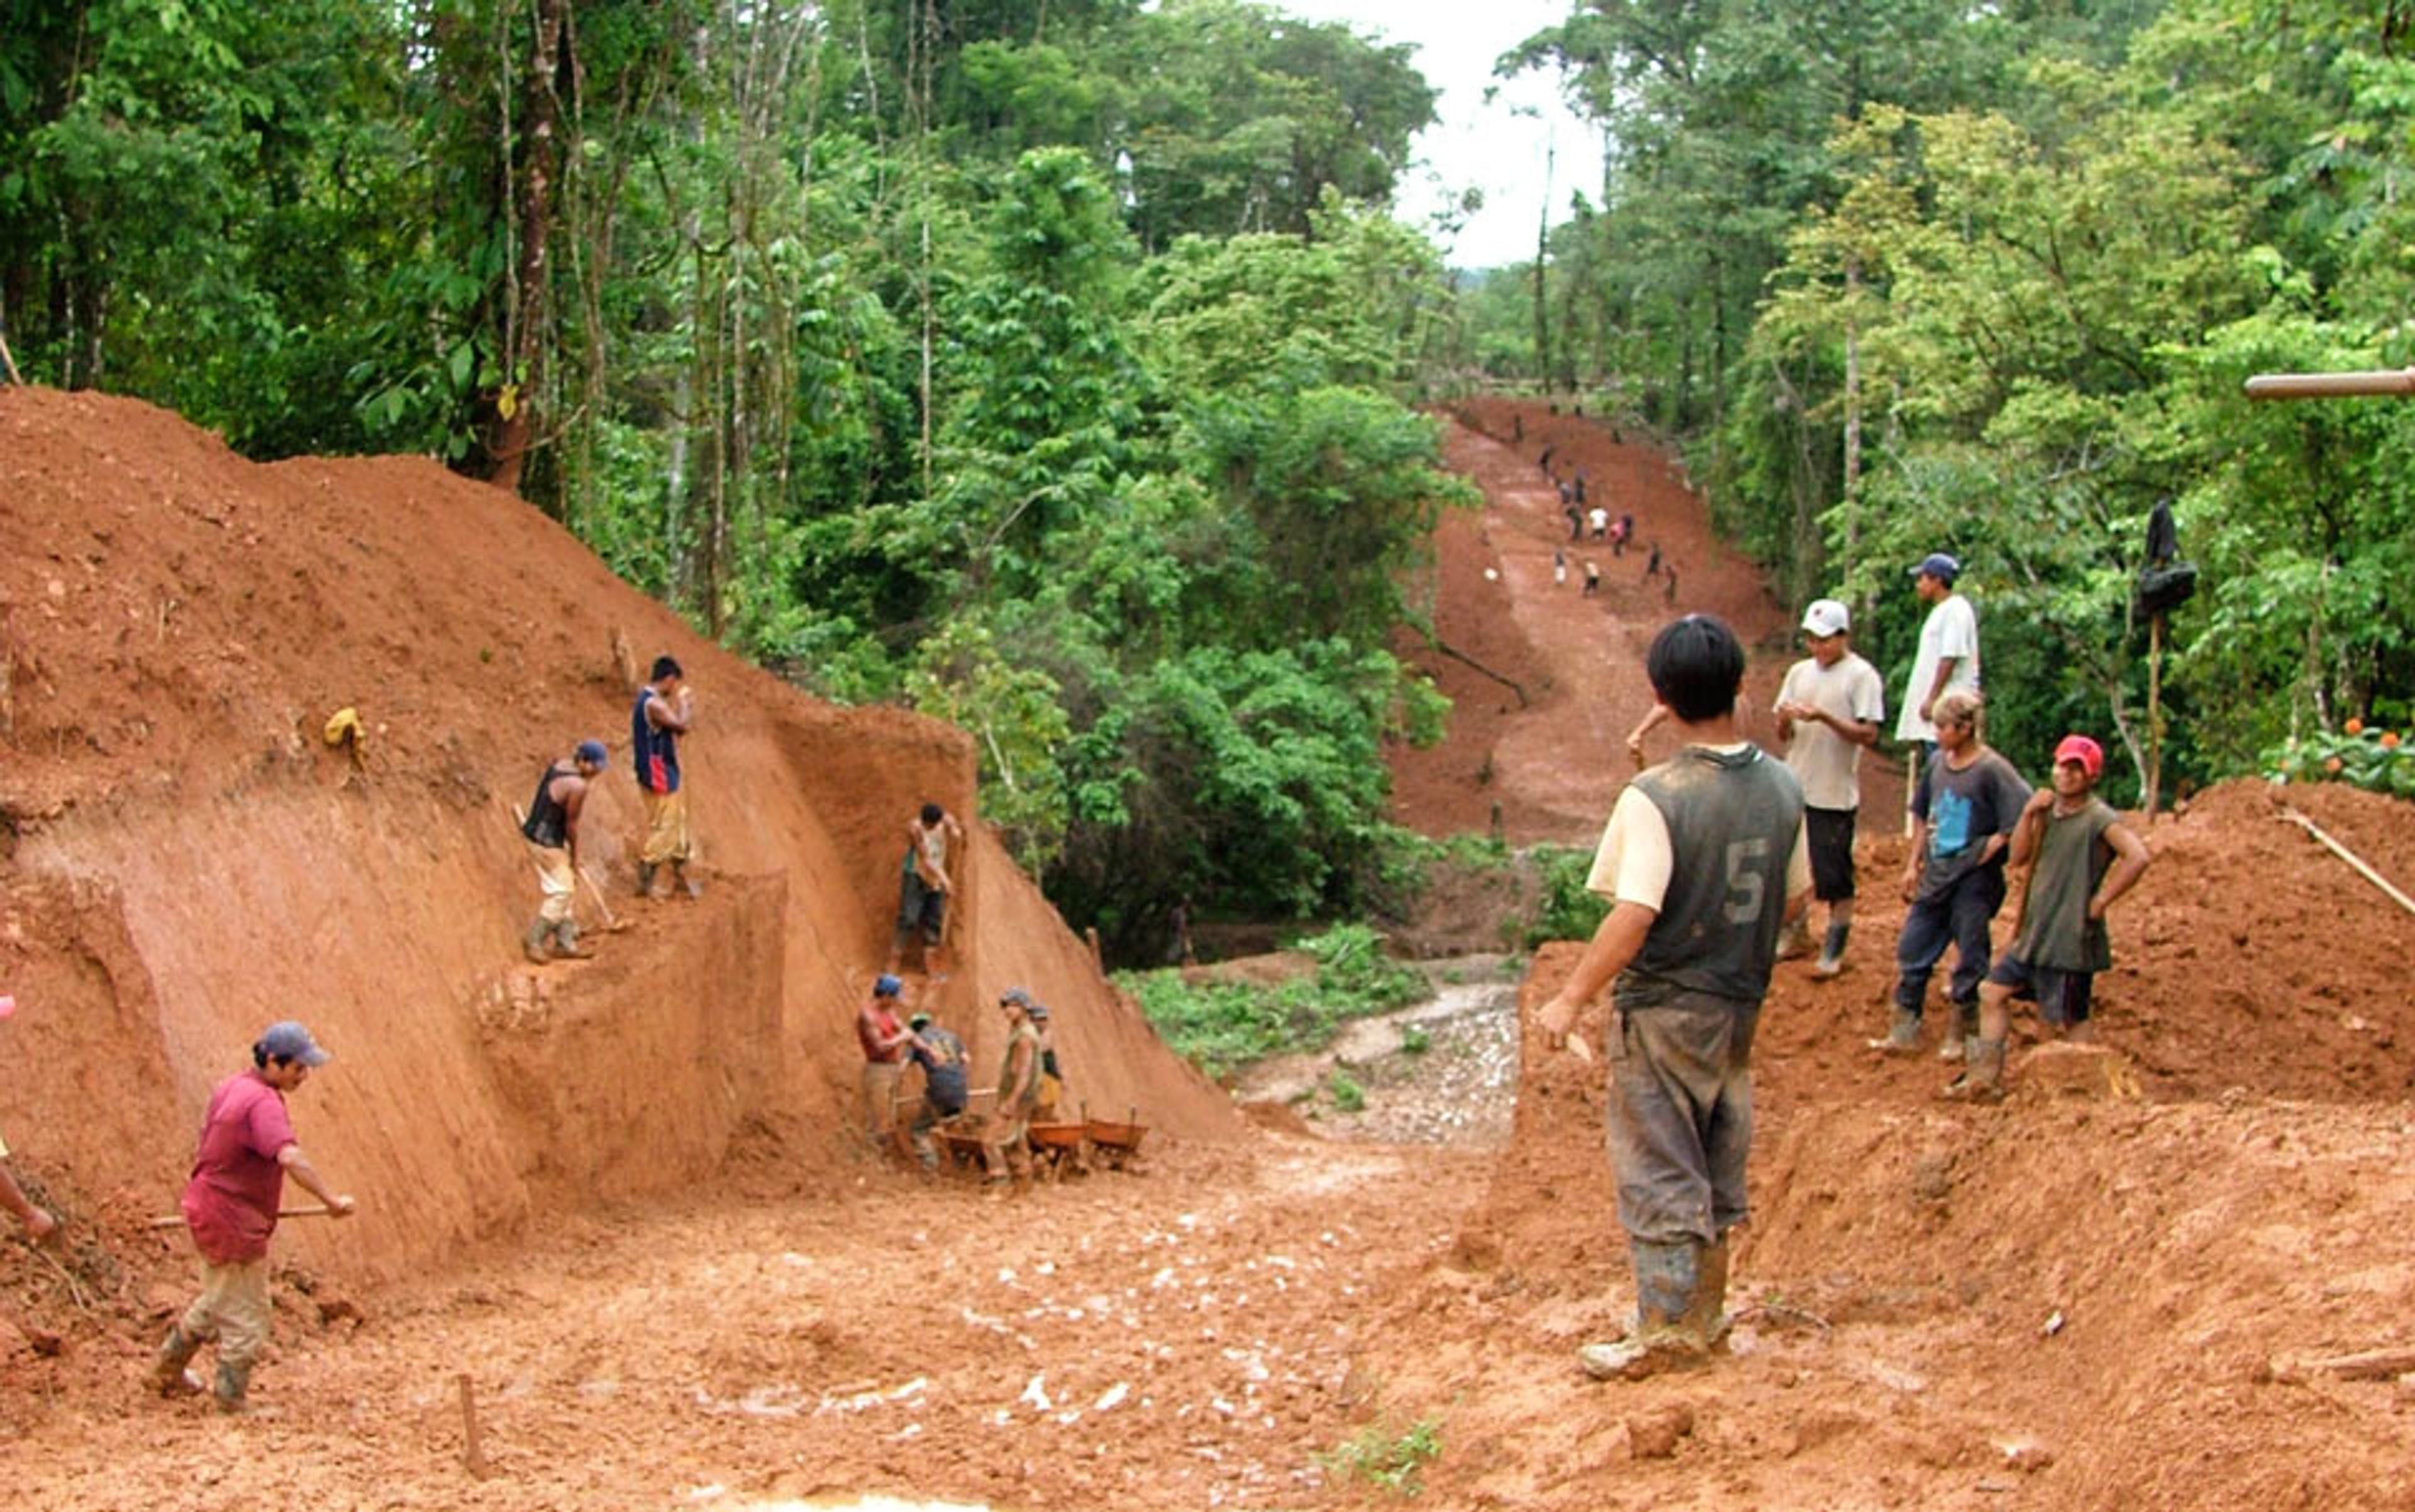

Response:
(179, 1256), (271, 1370)
(640, 788), (691, 865)
(528, 841), (575, 924)
(861, 1060), (904, 1142)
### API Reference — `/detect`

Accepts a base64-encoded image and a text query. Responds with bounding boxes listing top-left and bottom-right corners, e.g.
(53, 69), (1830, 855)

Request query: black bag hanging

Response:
(2136, 499), (2197, 616)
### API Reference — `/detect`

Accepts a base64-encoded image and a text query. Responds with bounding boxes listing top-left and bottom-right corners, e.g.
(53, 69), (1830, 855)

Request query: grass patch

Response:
(1117, 923), (1429, 1079)
(1319, 1412), (1444, 1497)
(1327, 1070), (1366, 1112)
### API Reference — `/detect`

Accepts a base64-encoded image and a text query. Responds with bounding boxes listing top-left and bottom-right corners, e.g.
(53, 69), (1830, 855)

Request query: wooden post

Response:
(458, 1372), (490, 1478)
(0, 328), (22, 386)
(2144, 611), (2165, 823)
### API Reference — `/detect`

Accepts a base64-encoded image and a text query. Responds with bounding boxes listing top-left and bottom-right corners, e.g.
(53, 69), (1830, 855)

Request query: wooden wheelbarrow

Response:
(1083, 1104), (1150, 1171)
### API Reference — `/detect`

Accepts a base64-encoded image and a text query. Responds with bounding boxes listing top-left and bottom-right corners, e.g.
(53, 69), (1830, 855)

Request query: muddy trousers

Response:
(177, 1257), (270, 1378)
(861, 1060), (905, 1147)
(1893, 867), (2005, 1018)
(1606, 999), (1757, 1248)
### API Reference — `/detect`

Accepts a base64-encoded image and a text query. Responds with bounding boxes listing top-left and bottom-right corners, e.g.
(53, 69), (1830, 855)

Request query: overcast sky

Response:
(1273, 0), (1606, 270)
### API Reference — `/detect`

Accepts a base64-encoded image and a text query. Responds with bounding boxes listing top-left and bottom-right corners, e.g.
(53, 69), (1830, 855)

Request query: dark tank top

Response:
(522, 762), (572, 848)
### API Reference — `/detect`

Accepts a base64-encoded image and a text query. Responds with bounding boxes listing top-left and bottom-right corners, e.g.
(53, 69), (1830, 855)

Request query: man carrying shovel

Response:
(520, 738), (610, 962)
(152, 1022), (355, 1411)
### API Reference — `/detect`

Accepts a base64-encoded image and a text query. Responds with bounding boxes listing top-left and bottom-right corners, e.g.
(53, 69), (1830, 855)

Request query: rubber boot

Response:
(1867, 1007), (1921, 1054)
(521, 920), (552, 965)
(1578, 1239), (1707, 1381)
(213, 1359), (252, 1413)
(1938, 999), (1980, 1062)
(635, 861), (657, 898)
(1943, 1036), (2007, 1102)
(550, 919), (594, 960)
(1684, 1235), (1733, 1350)
(151, 1325), (206, 1397)
(1809, 923), (1849, 981)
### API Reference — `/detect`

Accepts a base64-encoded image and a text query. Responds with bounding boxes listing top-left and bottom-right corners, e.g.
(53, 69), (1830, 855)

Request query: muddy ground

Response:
(4, 395), (2412, 1509)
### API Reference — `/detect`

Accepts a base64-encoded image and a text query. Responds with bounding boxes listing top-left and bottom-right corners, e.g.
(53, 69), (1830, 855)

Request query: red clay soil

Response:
(1389, 398), (1904, 845)
(6, 390), (2414, 1511)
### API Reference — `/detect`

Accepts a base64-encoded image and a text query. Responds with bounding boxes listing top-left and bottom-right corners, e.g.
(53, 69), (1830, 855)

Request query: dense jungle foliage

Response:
(1485, 0), (2415, 801)
(5, 0), (2409, 952)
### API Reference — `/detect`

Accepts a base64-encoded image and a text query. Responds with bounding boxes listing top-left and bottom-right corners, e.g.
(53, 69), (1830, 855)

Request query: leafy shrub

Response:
(1117, 923), (1429, 1078)
(1521, 843), (1609, 947)
(2262, 720), (2415, 799)
(1327, 1070), (1366, 1112)
(1320, 1413), (1443, 1498)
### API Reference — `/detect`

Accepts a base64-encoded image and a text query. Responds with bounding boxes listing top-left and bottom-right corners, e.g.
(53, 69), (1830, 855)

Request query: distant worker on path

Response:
(1643, 542), (1663, 582)
(153, 1023), (355, 1412)
(632, 655), (699, 898)
(1772, 600), (1886, 978)
(1893, 553), (1982, 800)
(857, 975), (915, 1153)
(982, 989), (1045, 1189)
(1949, 735), (2151, 1099)
(1880, 689), (2030, 1059)
(1537, 614), (1810, 1380)
(1584, 559), (1602, 598)
(904, 1011), (969, 1171)
(889, 801), (967, 981)
(1589, 504), (1609, 540)
(1554, 549), (1568, 587)
(520, 738), (609, 963)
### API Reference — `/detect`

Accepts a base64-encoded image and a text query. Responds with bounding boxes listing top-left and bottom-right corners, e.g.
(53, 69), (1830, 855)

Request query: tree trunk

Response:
(487, 0), (567, 497)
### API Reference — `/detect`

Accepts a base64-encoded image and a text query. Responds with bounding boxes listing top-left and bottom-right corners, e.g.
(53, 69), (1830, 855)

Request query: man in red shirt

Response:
(857, 975), (915, 1153)
(152, 1022), (355, 1411)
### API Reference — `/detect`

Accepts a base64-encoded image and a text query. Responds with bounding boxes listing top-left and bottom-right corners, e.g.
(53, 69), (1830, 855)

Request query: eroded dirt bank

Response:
(4, 394), (2412, 1511)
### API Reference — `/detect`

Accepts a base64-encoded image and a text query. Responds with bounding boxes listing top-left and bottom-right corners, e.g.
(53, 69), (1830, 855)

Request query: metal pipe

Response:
(2244, 368), (2415, 399)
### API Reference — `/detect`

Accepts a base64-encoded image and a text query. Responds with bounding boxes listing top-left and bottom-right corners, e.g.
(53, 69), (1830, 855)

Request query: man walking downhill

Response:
(1772, 599), (1886, 978)
(152, 1023), (355, 1411)
(520, 738), (609, 963)
(632, 655), (699, 899)
(889, 802), (967, 981)
(982, 989), (1045, 1191)
(1536, 614), (1810, 1381)
(1878, 689), (2031, 1059)
(904, 1011), (969, 1171)
(1893, 552), (1981, 826)
(858, 975), (916, 1155)
(1948, 735), (2151, 1099)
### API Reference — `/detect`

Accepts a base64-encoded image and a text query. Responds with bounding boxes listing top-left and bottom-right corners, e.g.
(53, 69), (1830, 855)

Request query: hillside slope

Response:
(0, 387), (1239, 1284)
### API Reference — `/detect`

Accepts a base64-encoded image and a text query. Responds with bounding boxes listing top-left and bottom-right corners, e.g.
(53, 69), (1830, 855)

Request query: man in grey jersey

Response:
(1538, 614), (1812, 1380)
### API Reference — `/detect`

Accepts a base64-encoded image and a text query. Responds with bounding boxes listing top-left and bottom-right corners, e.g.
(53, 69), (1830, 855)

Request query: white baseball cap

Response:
(1801, 599), (1850, 637)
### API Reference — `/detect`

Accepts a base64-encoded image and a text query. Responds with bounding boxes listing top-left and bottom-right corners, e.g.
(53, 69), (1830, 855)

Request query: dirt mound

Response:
(0, 386), (1238, 1289)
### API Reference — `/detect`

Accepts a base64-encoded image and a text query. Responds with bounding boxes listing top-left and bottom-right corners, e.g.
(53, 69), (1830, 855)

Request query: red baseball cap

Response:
(2052, 734), (2104, 777)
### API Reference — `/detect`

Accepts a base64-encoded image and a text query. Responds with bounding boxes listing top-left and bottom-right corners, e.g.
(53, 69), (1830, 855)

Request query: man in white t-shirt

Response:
(1774, 598), (1886, 978)
(1893, 552), (1980, 817)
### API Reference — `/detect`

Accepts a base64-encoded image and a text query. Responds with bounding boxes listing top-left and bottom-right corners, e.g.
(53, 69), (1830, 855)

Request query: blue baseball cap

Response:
(1911, 552), (1961, 584)
(258, 1021), (331, 1067)
(575, 738), (609, 766)
(874, 974), (903, 998)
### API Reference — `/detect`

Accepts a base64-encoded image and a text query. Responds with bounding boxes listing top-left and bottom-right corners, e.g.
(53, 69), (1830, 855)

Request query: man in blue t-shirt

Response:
(631, 655), (698, 898)
(1878, 688), (2031, 1059)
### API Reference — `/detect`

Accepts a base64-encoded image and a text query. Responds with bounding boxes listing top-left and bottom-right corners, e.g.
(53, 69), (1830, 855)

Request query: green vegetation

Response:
(8, 0), (2411, 957)
(1116, 923), (1426, 1079)
(0, 0), (1462, 957)
(1399, 1026), (1431, 1057)
(1326, 1071), (1366, 1113)
(2265, 719), (2415, 799)
(1469, 0), (2415, 807)
(1520, 845), (1610, 950)
(1319, 1411), (1443, 1498)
